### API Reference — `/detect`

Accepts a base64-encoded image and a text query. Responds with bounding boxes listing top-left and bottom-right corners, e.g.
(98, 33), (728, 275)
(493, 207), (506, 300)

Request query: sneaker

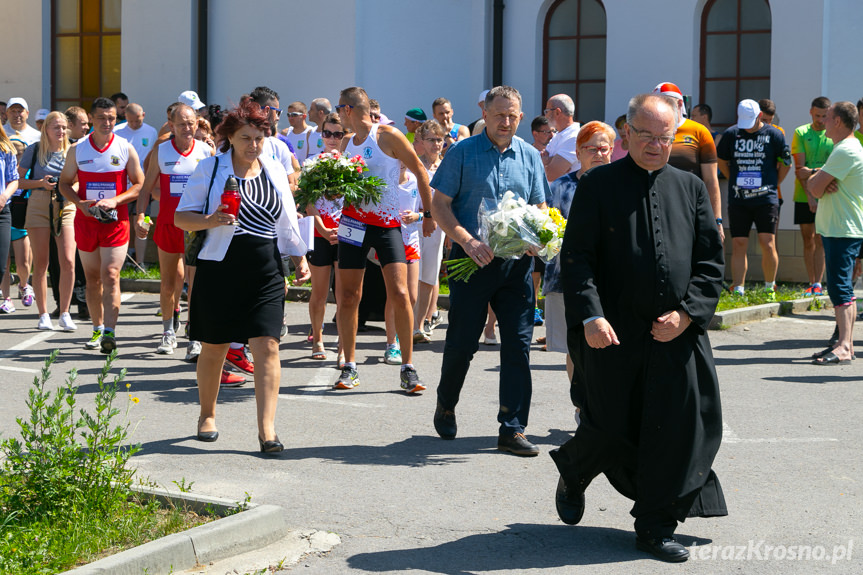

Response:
(399, 366), (426, 393)
(497, 432), (540, 456)
(429, 310), (444, 330)
(185, 340), (202, 363)
(184, 321), (190, 339)
(422, 319), (433, 336)
(37, 313), (55, 331)
(730, 286), (745, 296)
(803, 285), (816, 296)
(225, 346), (254, 374)
(333, 366), (360, 390)
(812, 285), (824, 295)
(58, 312), (77, 332)
(84, 328), (103, 350)
(100, 332), (117, 354)
(220, 369), (246, 387)
(534, 307), (544, 326)
(172, 310), (181, 333)
(157, 331), (177, 354)
(384, 347), (402, 365)
(413, 329), (431, 344)
(21, 285), (34, 307)
(280, 313), (288, 339)
(0, 298), (15, 314)
(483, 334), (498, 345)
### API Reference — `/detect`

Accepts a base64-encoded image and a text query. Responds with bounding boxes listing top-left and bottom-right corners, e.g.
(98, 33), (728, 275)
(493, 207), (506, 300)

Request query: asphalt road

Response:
(0, 293), (859, 574)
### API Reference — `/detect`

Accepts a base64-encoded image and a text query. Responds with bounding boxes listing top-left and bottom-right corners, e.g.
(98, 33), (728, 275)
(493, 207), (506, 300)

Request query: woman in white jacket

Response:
(176, 98), (306, 453)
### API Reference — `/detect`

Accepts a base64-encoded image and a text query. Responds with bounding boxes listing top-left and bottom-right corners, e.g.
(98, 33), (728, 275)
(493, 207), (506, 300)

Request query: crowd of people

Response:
(2, 80), (862, 563)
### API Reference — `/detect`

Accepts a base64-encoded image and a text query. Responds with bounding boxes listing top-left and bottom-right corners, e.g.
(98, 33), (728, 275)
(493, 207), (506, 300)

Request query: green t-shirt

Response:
(791, 123), (833, 202)
(815, 137), (863, 238)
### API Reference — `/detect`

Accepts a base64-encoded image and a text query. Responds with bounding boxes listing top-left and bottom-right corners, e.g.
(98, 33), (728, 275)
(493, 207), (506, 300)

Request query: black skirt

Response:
(190, 233), (285, 344)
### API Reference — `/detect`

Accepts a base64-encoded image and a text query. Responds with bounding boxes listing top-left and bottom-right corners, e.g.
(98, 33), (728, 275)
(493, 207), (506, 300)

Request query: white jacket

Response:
(176, 148), (307, 261)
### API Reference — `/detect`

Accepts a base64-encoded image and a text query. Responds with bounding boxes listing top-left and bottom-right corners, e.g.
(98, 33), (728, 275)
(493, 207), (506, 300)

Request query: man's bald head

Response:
(125, 103), (145, 129)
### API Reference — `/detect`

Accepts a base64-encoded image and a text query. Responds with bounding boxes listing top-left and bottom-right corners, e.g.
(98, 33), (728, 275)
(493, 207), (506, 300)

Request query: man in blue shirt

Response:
(430, 85), (549, 456)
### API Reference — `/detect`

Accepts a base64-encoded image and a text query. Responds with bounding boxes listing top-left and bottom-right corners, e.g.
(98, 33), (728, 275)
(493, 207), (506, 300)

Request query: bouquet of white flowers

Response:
(295, 151), (385, 209)
(444, 190), (566, 282)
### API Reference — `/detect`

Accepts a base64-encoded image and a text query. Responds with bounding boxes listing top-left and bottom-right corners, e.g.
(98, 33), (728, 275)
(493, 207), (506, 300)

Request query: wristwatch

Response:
(715, 218), (723, 225)
(423, 210), (433, 219)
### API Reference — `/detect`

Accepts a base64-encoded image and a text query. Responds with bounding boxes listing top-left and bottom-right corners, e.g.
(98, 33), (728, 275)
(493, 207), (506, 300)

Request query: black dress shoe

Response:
(433, 403), (457, 439)
(196, 430), (219, 442)
(259, 435), (284, 453)
(555, 476), (585, 525)
(497, 432), (539, 456)
(636, 536), (690, 563)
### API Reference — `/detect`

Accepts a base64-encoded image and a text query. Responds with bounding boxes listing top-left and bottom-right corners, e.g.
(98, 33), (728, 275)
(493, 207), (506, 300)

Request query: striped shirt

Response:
(235, 171), (282, 239)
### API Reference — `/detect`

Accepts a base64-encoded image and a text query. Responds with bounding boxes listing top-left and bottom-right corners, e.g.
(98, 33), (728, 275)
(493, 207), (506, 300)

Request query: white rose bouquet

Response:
(444, 191), (566, 282)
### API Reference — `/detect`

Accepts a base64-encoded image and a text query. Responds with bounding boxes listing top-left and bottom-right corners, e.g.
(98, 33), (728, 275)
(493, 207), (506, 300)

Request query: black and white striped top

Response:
(235, 171), (282, 239)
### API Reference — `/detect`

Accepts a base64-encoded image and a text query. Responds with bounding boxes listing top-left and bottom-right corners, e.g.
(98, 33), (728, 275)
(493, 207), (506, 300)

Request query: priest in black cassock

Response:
(550, 93), (727, 563)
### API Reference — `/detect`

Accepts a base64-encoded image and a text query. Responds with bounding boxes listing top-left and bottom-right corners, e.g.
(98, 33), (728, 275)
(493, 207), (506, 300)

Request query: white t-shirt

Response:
(284, 125), (315, 162)
(262, 136), (295, 176)
(305, 128), (327, 160)
(113, 122), (159, 167)
(545, 121), (581, 179)
(3, 122), (41, 146)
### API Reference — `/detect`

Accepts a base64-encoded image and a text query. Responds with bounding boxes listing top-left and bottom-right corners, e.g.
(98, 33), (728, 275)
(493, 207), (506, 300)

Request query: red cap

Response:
(653, 82), (684, 101)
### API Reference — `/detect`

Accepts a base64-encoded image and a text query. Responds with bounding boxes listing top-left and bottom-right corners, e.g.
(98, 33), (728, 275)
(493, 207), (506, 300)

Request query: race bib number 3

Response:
(337, 216), (367, 247)
(736, 171), (762, 189)
(170, 174), (189, 197)
(86, 181), (117, 200)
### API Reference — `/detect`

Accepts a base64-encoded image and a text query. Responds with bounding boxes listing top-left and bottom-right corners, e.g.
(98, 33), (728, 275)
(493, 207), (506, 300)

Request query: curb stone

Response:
(709, 295), (831, 329)
(59, 487), (338, 575)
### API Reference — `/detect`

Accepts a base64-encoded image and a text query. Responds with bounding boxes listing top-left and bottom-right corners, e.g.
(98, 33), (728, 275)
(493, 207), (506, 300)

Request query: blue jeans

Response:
(822, 236), (863, 307)
(437, 246), (535, 435)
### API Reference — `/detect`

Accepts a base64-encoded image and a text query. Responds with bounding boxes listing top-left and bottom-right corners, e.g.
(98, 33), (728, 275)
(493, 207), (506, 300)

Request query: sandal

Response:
(537, 336), (546, 345)
(812, 352), (851, 365)
(311, 344), (327, 360)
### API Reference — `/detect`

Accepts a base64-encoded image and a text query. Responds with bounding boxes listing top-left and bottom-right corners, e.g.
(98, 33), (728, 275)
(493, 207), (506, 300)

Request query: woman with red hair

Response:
(175, 98), (307, 453)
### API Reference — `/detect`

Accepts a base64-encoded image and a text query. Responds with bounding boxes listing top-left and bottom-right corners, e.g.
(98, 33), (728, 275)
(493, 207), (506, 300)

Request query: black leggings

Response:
(0, 206), (10, 292)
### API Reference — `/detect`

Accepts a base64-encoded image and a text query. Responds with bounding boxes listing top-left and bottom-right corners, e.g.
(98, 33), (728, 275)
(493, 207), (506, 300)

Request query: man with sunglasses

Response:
(551, 93), (726, 562)
(282, 101), (315, 162)
(306, 98), (333, 160)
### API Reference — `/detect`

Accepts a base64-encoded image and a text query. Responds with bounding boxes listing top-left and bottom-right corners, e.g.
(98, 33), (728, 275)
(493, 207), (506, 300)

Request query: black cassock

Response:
(551, 154), (728, 532)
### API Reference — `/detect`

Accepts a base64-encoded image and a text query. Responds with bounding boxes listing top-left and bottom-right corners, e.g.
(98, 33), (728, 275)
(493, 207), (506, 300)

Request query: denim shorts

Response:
(822, 236), (863, 306)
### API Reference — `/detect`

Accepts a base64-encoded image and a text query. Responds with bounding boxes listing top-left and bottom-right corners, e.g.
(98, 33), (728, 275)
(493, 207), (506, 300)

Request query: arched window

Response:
(52, 0), (122, 111)
(543, 0), (606, 122)
(700, 0), (771, 129)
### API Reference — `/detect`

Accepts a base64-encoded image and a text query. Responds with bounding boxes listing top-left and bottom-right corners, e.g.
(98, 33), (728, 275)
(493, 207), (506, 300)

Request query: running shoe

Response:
(100, 332), (117, 354)
(220, 369), (246, 387)
(225, 346), (254, 374)
(812, 285), (824, 295)
(0, 298), (15, 314)
(84, 328), (103, 350)
(37, 313), (55, 331)
(157, 331), (177, 354)
(429, 310), (444, 330)
(399, 366), (426, 393)
(172, 309), (181, 333)
(333, 366), (360, 390)
(413, 329), (431, 344)
(384, 347), (402, 365)
(534, 307), (544, 326)
(58, 312), (77, 332)
(21, 285), (34, 307)
(185, 340), (202, 363)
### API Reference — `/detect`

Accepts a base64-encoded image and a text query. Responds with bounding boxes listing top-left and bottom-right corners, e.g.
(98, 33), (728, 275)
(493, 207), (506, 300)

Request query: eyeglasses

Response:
(335, 104), (353, 111)
(287, 112), (303, 118)
(322, 130), (345, 139)
(627, 123), (675, 146)
(580, 145), (612, 156)
(423, 137), (444, 144)
(535, 130), (553, 135)
(543, 108), (558, 115)
(268, 106), (282, 117)
(370, 113), (381, 120)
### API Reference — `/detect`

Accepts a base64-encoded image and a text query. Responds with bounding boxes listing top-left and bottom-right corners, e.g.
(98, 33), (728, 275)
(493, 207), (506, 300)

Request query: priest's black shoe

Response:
(433, 403), (457, 439)
(555, 476), (584, 524)
(636, 536), (690, 562)
(497, 432), (539, 456)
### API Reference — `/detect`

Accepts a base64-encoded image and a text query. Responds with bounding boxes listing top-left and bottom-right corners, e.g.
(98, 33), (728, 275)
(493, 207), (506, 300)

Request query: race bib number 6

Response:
(86, 181), (117, 201)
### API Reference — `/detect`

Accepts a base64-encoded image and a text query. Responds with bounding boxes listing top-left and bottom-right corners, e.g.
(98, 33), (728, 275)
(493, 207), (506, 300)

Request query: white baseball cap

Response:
(478, 89), (490, 103)
(6, 97), (28, 111)
(737, 99), (761, 130)
(35, 108), (50, 121)
(178, 90), (206, 110)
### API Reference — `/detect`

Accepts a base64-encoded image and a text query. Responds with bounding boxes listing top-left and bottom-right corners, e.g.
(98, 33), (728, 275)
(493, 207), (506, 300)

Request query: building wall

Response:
(0, 0), (45, 112)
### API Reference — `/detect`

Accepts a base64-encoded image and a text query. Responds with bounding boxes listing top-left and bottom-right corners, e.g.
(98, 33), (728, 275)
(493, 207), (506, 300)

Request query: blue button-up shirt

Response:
(431, 132), (548, 238)
(0, 150), (19, 203)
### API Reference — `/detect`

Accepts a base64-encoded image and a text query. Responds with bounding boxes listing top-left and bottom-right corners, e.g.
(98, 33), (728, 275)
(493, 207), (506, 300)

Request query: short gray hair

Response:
(548, 94), (575, 117)
(626, 93), (678, 125)
(831, 101), (858, 131)
(310, 98), (332, 114)
(485, 86), (522, 110)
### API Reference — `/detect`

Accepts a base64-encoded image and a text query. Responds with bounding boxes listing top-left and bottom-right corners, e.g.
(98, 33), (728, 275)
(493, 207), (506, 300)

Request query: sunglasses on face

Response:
(322, 130), (345, 139)
(287, 112), (303, 118)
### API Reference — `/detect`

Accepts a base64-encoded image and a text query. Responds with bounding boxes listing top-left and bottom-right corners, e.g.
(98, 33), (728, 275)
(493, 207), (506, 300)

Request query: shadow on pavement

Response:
(346, 523), (713, 572)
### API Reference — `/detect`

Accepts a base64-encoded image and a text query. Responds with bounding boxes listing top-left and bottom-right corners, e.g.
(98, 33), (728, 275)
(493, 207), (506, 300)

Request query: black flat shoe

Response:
(555, 476), (585, 525)
(196, 430), (219, 442)
(636, 536), (690, 562)
(259, 435), (284, 453)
